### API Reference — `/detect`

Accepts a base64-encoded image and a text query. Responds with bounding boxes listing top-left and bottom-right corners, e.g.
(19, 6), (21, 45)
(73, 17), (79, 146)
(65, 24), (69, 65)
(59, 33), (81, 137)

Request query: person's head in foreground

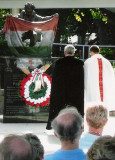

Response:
(0, 134), (32, 160)
(86, 104), (108, 136)
(87, 135), (115, 160)
(52, 106), (83, 149)
(90, 45), (100, 56)
(22, 133), (44, 160)
(64, 44), (76, 56)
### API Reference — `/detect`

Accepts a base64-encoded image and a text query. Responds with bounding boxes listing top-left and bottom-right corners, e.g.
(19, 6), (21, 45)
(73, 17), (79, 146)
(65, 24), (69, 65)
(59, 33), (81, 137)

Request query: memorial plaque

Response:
(4, 71), (25, 116)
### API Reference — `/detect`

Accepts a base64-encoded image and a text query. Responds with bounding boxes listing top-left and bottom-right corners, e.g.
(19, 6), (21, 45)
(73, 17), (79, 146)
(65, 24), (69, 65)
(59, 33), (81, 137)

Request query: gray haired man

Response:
(45, 106), (86, 160)
(46, 44), (84, 130)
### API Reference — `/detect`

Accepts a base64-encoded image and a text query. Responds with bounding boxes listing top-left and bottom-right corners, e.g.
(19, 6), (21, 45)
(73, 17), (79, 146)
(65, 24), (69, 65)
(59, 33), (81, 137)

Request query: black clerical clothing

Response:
(47, 56), (84, 127)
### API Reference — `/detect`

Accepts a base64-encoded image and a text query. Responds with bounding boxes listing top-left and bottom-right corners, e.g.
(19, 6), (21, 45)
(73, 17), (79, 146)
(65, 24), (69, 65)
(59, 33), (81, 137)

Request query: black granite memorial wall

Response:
(1, 57), (57, 123)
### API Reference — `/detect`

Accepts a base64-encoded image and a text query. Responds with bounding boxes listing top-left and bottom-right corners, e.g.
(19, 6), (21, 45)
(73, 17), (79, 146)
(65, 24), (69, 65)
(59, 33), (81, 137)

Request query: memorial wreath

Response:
(19, 68), (52, 108)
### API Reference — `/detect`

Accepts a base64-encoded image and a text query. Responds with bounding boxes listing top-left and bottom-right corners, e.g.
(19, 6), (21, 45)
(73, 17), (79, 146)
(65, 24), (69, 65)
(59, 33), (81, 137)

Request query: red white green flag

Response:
(3, 16), (58, 57)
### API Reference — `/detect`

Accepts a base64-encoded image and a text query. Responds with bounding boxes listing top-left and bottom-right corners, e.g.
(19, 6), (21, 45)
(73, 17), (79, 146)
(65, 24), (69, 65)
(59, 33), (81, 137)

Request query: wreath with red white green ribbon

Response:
(19, 68), (52, 108)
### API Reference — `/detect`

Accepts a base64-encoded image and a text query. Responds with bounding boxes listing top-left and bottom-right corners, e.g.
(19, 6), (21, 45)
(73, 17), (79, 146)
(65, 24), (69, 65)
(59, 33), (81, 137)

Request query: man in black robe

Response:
(46, 44), (84, 130)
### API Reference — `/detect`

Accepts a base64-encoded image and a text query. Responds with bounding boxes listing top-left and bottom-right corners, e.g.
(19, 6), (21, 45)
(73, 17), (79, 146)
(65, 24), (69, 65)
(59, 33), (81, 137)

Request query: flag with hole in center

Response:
(3, 16), (58, 57)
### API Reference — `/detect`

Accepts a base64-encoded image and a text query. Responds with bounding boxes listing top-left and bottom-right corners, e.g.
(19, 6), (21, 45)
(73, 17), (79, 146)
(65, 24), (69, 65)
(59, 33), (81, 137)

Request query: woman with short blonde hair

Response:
(86, 105), (108, 129)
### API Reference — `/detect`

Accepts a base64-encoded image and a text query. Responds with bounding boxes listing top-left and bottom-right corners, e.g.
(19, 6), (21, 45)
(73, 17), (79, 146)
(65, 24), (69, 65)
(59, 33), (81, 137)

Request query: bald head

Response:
(52, 106), (83, 142)
(0, 134), (32, 160)
(90, 45), (100, 56)
(10, 136), (31, 156)
(56, 112), (77, 127)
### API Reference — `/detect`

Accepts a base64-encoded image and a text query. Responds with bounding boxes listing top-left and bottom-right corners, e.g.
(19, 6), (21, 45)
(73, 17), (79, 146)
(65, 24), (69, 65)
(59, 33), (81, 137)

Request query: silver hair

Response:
(64, 44), (76, 55)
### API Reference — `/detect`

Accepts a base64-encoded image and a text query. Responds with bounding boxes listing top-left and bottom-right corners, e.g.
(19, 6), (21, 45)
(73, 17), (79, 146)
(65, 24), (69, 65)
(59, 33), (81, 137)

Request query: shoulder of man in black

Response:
(55, 57), (65, 64)
(55, 57), (84, 67)
(73, 57), (84, 65)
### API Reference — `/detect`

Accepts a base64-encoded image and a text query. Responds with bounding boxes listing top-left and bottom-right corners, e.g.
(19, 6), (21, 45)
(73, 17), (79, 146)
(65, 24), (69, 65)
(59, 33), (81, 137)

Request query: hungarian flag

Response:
(2, 16), (58, 57)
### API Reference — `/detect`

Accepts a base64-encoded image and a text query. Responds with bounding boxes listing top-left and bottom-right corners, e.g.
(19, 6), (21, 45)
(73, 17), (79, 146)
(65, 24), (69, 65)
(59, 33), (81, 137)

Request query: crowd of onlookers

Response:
(0, 104), (115, 160)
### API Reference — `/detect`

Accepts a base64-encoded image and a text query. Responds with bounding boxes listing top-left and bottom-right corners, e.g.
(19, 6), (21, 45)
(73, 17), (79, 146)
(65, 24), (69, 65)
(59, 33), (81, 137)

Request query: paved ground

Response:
(0, 115), (115, 154)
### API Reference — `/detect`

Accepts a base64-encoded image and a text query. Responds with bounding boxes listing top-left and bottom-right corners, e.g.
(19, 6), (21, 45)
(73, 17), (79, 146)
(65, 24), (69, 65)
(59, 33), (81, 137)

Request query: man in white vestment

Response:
(84, 45), (115, 111)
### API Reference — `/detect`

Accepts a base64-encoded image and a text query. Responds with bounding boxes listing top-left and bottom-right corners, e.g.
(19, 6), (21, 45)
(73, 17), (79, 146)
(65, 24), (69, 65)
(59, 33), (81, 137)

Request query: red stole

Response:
(97, 58), (103, 102)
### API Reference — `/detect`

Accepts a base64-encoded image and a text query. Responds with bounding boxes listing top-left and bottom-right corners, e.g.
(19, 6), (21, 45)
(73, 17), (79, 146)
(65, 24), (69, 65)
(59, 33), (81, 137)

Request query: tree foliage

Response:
(0, 9), (10, 30)
(90, 8), (107, 23)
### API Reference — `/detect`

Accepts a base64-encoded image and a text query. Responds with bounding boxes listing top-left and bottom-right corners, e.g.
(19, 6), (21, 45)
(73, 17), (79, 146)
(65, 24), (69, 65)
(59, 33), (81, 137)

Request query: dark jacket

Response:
(48, 56), (84, 121)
